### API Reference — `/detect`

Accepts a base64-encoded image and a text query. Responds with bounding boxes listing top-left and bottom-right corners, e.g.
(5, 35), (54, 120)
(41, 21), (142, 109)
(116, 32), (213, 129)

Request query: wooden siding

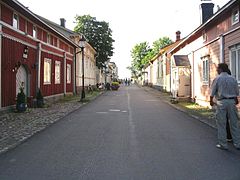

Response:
(1, 5), (12, 26)
(1, 37), (37, 107)
(42, 30), (47, 43)
(40, 51), (65, 96)
(19, 15), (25, 32)
(37, 27), (42, 40)
(2, 26), (38, 47)
(27, 21), (33, 36)
(224, 28), (240, 65)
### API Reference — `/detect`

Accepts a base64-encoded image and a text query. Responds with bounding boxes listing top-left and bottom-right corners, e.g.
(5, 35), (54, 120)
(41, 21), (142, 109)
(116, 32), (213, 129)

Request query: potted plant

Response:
(16, 87), (27, 112)
(36, 88), (44, 108)
(111, 81), (120, 90)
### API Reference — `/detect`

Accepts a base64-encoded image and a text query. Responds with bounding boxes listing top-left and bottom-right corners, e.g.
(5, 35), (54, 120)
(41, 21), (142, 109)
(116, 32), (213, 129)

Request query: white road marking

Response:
(109, 109), (121, 112)
(96, 112), (108, 114)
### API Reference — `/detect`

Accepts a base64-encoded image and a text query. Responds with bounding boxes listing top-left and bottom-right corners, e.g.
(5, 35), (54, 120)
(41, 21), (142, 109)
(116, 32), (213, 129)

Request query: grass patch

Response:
(59, 91), (101, 103)
(177, 101), (214, 119)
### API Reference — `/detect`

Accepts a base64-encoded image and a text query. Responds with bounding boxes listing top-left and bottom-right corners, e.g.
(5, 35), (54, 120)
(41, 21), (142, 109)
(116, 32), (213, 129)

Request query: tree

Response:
(129, 37), (173, 77)
(130, 42), (151, 72)
(152, 37), (173, 55)
(74, 15), (114, 68)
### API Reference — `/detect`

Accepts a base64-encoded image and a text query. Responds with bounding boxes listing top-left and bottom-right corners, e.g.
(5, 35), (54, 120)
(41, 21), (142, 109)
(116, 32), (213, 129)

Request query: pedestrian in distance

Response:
(210, 63), (240, 150)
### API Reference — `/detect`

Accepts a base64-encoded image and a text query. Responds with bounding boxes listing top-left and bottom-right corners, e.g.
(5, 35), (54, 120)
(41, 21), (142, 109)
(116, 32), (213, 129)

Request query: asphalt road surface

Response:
(0, 85), (240, 180)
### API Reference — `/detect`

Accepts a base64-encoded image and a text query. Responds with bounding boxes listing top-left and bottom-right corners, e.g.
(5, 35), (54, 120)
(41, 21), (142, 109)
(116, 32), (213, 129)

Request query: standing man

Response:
(210, 63), (240, 150)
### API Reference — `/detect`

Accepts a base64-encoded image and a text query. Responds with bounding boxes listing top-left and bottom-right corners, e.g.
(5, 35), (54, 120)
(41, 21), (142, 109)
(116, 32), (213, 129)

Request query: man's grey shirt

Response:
(211, 72), (239, 100)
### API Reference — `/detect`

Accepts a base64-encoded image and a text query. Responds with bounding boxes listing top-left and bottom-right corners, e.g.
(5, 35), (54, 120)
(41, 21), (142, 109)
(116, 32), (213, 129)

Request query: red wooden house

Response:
(0, 0), (78, 109)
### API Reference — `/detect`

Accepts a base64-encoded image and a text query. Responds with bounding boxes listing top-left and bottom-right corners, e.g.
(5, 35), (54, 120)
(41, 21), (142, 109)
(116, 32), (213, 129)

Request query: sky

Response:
(18, 0), (229, 79)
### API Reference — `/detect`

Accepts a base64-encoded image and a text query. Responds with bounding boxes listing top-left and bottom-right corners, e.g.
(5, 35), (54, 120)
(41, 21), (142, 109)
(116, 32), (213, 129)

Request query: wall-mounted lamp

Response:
(23, 46), (29, 59)
(12, 61), (21, 72)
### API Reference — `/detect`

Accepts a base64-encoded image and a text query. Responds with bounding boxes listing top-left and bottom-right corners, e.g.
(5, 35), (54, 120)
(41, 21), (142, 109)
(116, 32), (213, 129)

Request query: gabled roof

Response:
(3, 0), (78, 47)
(150, 39), (184, 63)
(168, 0), (237, 54)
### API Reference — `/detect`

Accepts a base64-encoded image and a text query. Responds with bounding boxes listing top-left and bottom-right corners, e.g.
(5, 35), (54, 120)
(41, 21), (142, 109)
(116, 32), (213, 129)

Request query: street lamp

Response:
(79, 36), (86, 101)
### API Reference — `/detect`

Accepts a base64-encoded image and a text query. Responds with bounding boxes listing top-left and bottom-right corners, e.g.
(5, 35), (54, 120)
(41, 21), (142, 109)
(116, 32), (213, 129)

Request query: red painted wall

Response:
(40, 51), (65, 96)
(1, 5), (12, 26)
(27, 21), (33, 36)
(1, 37), (37, 107)
(19, 15), (25, 32)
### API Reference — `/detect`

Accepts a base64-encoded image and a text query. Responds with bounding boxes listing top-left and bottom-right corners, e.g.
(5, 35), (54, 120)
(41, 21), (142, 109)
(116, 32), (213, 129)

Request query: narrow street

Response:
(0, 85), (240, 180)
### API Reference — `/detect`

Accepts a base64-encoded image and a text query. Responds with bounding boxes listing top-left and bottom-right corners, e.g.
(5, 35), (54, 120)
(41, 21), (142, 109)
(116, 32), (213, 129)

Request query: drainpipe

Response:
(64, 52), (66, 96)
(191, 51), (195, 102)
(219, 35), (224, 63)
(36, 42), (41, 92)
(0, 24), (2, 108)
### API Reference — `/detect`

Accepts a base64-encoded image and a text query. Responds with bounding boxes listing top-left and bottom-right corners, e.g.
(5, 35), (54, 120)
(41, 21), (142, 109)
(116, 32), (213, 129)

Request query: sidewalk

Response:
(0, 92), (103, 154)
(141, 86), (217, 129)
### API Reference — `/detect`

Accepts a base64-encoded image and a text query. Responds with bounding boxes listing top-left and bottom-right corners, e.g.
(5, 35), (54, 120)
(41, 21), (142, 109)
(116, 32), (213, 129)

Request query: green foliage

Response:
(74, 15), (115, 68)
(152, 37), (173, 54)
(130, 42), (151, 71)
(17, 87), (26, 105)
(36, 88), (43, 100)
(111, 81), (119, 86)
(129, 37), (173, 77)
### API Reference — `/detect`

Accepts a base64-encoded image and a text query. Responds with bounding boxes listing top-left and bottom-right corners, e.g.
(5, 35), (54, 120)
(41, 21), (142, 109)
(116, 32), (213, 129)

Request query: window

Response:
(202, 30), (207, 42)
(230, 44), (240, 82)
(55, 61), (61, 84)
(13, 13), (18, 29)
(47, 33), (51, 44)
(202, 58), (209, 83)
(232, 8), (239, 25)
(44, 58), (51, 84)
(33, 26), (37, 38)
(67, 64), (71, 83)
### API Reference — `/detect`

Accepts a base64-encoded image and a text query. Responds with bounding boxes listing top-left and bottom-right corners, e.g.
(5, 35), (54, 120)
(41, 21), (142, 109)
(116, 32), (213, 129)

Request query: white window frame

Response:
(202, 30), (207, 42)
(33, 26), (37, 38)
(55, 61), (61, 84)
(202, 57), (209, 84)
(230, 44), (240, 83)
(44, 58), (51, 84)
(232, 7), (239, 25)
(13, 13), (19, 29)
(47, 33), (51, 44)
(67, 64), (71, 84)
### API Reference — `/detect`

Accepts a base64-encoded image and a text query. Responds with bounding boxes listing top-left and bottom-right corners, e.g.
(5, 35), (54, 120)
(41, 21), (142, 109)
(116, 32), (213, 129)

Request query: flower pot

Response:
(16, 103), (27, 112)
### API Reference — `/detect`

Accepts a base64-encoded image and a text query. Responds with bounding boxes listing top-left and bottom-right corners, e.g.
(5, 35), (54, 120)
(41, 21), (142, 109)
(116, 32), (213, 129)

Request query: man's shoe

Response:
(216, 144), (228, 150)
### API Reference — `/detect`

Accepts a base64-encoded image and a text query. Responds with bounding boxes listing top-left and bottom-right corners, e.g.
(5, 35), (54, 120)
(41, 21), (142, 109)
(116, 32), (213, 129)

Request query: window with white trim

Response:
(44, 58), (51, 84)
(202, 30), (207, 42)
(230, 44), (240, 82)
(67, 64), (71, 83)
(33, 26), (37, 38)
(47, 33), (51, 44)
(55, 61), (61, 84)
(13, 13), (18, 29)
(202, 57), (209, 83)
(232, 8), (239, 25)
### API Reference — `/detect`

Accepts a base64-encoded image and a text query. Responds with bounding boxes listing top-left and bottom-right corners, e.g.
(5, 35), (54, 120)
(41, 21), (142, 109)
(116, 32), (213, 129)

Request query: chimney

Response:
(176, 31), (181, 42)
(60, 18), (66, 28)
(200, 0), (214, 24)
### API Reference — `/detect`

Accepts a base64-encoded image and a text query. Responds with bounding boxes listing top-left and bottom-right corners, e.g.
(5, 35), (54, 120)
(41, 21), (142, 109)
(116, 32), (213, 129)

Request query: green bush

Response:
(17, 87), (26, 105)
